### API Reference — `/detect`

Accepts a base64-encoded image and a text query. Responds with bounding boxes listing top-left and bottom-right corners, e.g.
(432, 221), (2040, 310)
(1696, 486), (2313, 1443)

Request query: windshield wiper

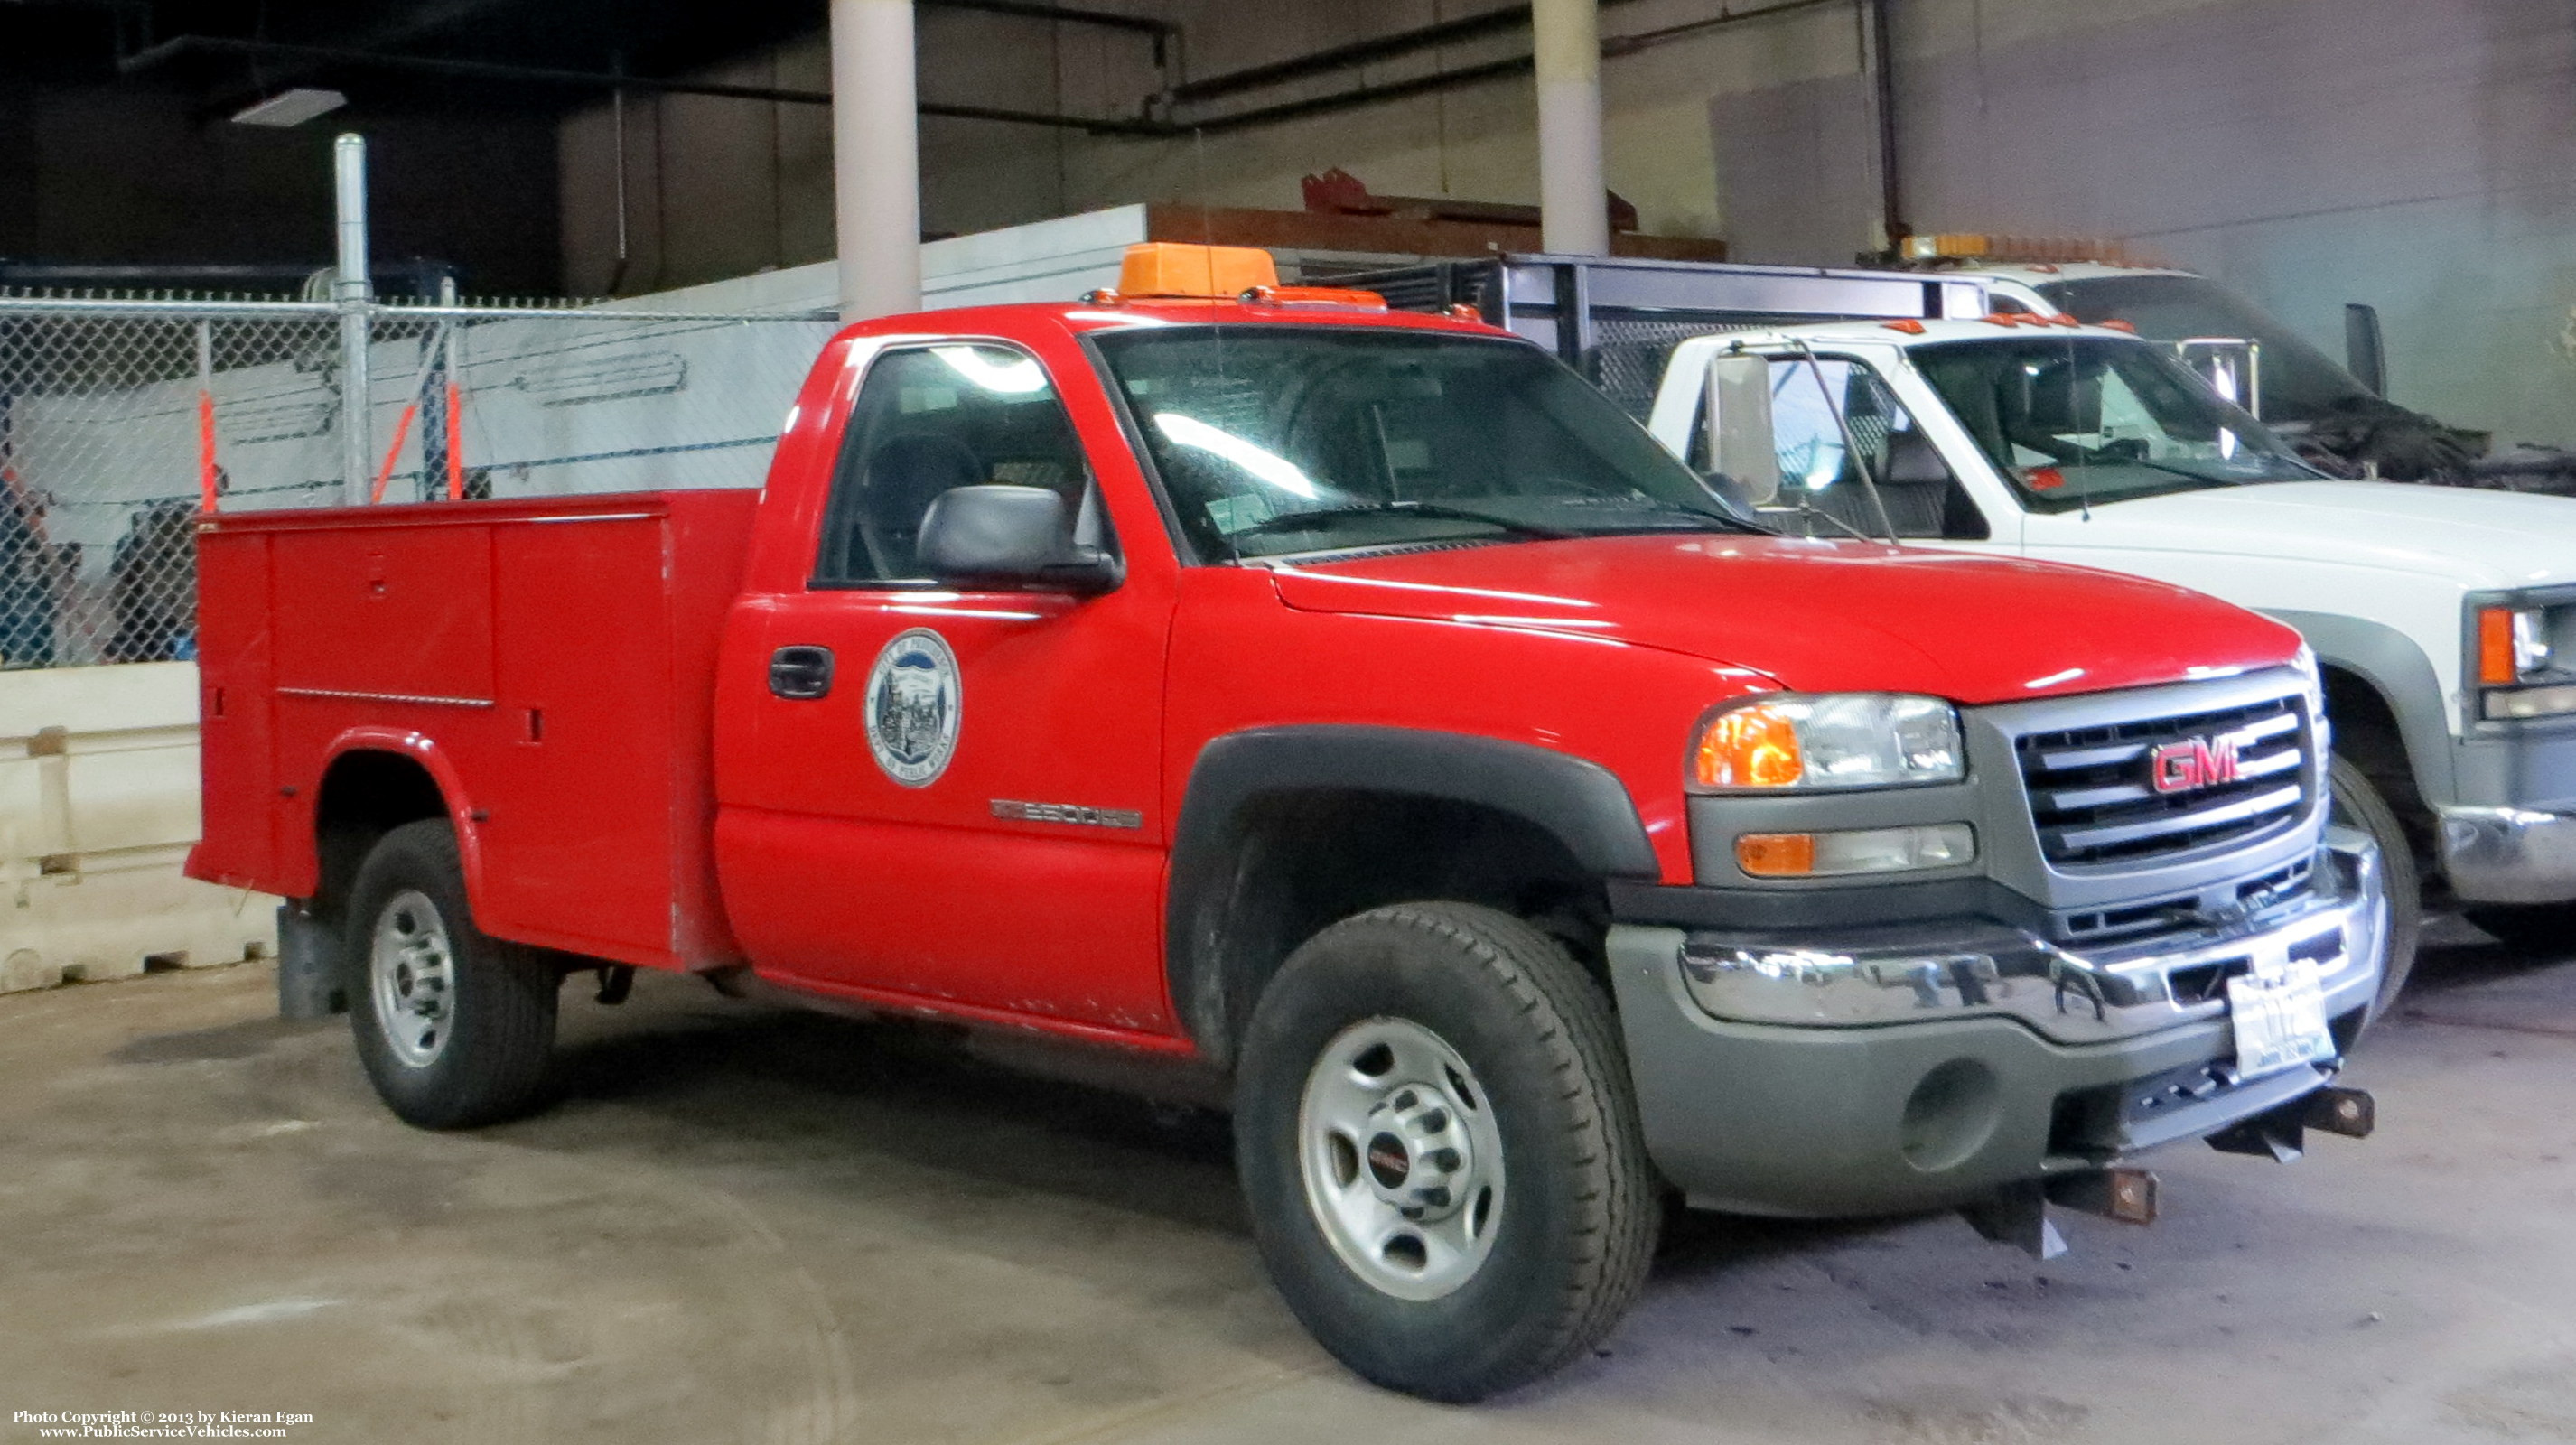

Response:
(2063, 452), (2263, 488)
(1225, 500), (1582, 546)
(1548, 498), (1769, 536)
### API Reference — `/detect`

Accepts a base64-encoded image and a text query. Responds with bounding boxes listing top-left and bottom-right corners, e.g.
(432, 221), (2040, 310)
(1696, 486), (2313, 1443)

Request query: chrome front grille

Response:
(2017, 694), (2313, 868)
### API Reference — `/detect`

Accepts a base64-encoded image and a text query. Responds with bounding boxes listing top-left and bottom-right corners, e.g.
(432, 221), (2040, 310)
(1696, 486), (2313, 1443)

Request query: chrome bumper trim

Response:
(2439, 805), (2576, 903)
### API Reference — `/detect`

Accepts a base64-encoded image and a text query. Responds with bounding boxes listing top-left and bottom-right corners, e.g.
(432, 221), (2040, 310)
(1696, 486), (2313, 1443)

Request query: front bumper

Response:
(2438, 805), (2576, 903)
(1606, 840), (2385, 1218)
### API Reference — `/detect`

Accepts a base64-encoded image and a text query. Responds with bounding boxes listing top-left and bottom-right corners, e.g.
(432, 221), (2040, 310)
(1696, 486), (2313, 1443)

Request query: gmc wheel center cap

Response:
(1365, 1132), (1412, 1189)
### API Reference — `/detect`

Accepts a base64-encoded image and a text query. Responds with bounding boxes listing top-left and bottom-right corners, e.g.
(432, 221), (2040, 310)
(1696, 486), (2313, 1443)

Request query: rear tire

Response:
(2329, 754), (2419, 1022)
(1233, 902), (1657, 1402)
(347, 820), (561, 1129)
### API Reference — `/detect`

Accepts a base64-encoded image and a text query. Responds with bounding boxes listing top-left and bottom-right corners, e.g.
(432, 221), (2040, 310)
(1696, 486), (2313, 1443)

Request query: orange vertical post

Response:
(197, 389), (219, 510)
(444, 381), (464, 499)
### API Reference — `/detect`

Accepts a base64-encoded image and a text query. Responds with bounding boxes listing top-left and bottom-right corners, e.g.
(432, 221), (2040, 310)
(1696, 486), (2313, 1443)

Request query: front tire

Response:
(347, 819), (561, 1129)
(2329, 754), (2420, 1022)
(1234, 903), (1657, 1402)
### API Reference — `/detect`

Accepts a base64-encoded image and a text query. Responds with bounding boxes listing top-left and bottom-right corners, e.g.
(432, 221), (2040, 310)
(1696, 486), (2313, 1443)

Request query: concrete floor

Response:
(3, 924), (2572, 1445)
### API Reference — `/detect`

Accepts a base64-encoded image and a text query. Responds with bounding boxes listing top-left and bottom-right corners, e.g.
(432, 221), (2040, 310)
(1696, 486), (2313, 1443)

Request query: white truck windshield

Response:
(1911, 335), (2317, 511)
(2036, 274), (2376, 422)
(1093, 325), (1754, 562)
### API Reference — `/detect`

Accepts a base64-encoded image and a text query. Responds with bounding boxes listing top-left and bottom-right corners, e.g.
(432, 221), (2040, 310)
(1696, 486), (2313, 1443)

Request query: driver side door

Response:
(1710, 354), (2006, 548)
(720, 340), (1178, 1035)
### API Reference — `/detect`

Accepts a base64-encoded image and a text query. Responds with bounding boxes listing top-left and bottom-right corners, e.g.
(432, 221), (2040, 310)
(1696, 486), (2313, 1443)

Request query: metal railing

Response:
(0, 293), (837, 668)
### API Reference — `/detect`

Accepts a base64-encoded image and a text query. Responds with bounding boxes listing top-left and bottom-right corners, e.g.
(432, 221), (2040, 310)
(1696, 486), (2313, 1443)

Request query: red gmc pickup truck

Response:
(192, 245), (2386, 1401)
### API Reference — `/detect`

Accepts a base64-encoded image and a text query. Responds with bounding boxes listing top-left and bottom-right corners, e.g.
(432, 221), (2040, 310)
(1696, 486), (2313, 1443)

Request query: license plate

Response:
(2226, 955), (2336, 1081)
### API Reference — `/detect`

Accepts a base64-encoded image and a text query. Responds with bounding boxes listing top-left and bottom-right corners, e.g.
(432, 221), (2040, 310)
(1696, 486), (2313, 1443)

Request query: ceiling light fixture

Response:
(229, 88), (349, 127)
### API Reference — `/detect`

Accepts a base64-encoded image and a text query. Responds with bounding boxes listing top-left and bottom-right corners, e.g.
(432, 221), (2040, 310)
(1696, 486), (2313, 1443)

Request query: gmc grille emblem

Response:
(2151, 733), (2243, 794)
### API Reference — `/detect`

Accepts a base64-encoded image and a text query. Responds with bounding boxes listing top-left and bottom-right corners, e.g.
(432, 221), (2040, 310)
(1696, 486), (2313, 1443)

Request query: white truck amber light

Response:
(1736, 824), (1975, 877)
(2478, 606), (2553, 685)
(1691, 694), (1964, 791)
(2474, 603), (2571, 721)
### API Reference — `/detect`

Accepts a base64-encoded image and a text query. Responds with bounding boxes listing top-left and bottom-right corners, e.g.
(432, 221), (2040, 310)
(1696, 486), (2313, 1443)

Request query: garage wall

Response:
(1716, 0), (2576, 448)
(557, 9), (1108, 296)
(554, 0), (2576, 447)
(555, 0), (1775, 294)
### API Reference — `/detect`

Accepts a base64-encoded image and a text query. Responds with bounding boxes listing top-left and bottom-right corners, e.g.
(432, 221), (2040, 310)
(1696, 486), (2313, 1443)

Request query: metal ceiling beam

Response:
(1170, 0), (1847, 133)
(919, 0), (1175, 39)
(107, 0), (1850, 144)
(115, 33), (1171, 135)
(1165, 4), (1545, 106)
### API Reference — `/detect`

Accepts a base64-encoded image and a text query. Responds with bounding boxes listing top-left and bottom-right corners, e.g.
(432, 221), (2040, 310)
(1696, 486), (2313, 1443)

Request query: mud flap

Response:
(275, 902), (348, 1020)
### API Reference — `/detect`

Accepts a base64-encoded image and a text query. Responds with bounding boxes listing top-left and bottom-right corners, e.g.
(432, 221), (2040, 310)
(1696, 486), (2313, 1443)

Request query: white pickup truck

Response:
(1959, 260), (2575, 490)
(1643, 316), (2576, 1005)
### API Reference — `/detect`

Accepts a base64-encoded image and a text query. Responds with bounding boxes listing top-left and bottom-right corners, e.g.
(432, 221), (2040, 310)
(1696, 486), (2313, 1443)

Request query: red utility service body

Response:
(191, 299), (2302, 1058)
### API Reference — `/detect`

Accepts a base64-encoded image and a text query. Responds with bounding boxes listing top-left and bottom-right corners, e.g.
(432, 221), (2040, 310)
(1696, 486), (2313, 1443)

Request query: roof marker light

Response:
(1238, 284), (1388, 311)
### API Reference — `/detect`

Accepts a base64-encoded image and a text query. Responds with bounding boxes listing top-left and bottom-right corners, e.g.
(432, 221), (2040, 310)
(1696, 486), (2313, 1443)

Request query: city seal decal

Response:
(863, 628), (961, 787)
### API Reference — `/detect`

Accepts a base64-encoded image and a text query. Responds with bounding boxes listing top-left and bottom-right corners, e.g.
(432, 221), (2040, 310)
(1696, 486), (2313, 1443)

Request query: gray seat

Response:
(1805, 428), (1960, 539)
(858, 434), (985, 577)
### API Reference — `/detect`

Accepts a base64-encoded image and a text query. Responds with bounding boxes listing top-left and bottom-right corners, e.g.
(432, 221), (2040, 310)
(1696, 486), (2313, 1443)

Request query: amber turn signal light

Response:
(1735, 824), (1977, 879)
(1736, 833), (1818, 877)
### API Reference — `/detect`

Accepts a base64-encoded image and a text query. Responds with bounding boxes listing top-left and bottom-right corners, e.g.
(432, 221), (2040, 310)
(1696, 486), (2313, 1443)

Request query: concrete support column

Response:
(830, 0), (922, 322)
(1533, 0), (1608, 256)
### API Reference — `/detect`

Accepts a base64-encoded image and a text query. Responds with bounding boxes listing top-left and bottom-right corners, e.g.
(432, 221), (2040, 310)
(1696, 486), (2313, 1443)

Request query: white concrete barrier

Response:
(0, 661), (275, 993)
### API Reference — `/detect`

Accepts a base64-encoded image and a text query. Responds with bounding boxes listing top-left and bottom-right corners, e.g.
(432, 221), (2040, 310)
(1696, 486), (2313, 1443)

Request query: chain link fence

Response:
(0, 295), (836, 668)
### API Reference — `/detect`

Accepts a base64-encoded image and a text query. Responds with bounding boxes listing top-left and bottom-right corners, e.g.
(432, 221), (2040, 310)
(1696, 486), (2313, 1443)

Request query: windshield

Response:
(1090, 325), (1752, 561)
(2036, 274), (2375, 422)
(1911, 335), (2316, 510)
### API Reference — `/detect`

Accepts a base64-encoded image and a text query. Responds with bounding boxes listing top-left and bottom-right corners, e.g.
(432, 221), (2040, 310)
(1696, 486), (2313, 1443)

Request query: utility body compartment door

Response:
(715, 335), (1179, 1038)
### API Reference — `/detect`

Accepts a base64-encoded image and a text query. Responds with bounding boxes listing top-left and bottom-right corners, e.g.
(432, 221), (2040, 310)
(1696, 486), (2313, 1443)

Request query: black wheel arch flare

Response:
(1164, 725), (1659, 1067)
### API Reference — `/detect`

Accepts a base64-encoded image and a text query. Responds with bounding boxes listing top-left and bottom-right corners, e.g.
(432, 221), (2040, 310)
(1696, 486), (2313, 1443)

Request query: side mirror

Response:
(2177, 337), (2263, 418)
(2344, 303), (2386, 397)
(916, 484), (1117, 592)
(1703, 353), (1781, 506)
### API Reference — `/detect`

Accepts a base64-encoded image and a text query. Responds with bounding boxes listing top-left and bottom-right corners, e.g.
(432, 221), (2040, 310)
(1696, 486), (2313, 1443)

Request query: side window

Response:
(1761, 359), (1989, 542)
(813, 344), (1104, 584)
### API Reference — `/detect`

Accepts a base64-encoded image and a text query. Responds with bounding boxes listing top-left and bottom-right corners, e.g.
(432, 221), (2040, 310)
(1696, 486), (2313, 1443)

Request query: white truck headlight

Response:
(1690, 694), (1965, 791)
(2475, 602), (2574, 719)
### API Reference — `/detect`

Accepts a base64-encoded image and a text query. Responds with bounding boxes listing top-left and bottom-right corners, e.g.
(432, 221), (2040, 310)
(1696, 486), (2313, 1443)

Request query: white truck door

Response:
(1647, 340), (2021, 552)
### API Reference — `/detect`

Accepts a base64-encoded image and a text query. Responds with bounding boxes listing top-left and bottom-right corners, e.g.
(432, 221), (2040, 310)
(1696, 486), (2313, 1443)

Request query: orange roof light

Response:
(1904, 231), (2149, 266)
(1118, 242), (1278, 300)
(1880, 319), (1927, 334)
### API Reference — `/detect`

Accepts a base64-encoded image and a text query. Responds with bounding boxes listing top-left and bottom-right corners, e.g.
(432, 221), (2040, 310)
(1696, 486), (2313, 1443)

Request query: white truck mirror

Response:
(2344, 303), (2385, 397)
(2178, 337), (2263, 418)
(1703, 353), (1782, 507)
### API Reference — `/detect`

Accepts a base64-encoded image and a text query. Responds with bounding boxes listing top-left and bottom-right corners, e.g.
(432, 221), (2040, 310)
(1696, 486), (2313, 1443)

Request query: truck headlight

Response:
(1689, 694), (1965, 791)
(2474, 602), (2574, 720)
